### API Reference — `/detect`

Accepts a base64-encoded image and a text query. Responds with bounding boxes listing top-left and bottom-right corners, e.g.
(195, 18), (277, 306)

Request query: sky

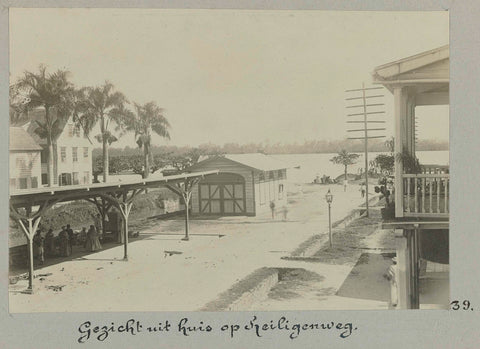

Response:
(9, 9), (449, 148)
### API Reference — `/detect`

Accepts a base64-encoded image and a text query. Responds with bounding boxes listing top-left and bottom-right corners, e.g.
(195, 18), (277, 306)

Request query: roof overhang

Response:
(188, 154), (290, 173)
(372, 45), (449, 102)
(10, 170), (219, 208)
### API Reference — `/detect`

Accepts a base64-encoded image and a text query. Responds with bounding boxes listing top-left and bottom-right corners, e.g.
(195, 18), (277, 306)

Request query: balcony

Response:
(401, 164), (449, 218)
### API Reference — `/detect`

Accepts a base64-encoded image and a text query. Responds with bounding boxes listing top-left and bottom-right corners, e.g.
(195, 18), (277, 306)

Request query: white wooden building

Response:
(188, 153), (288, 216)
(24, 109), (94, 186)
(9, 127), (42, 190)
(373, 45), (449, 309)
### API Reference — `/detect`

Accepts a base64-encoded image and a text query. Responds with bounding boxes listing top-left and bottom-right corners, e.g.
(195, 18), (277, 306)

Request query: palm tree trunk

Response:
(344, 164), (347, 192)
(101, 116), (109, 183)
(47, 137), (54, 187)
(52, 141), (58, 185)
(45, 107), (54, 187)
(144, 143), (150, 179)
(103, 138), (109, 183)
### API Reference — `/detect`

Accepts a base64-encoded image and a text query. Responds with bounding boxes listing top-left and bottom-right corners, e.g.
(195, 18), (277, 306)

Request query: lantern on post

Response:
(325, 189), (334, 248)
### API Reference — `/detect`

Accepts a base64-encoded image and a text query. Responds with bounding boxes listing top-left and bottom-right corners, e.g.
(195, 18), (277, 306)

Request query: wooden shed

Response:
(188, 153), (288, 216)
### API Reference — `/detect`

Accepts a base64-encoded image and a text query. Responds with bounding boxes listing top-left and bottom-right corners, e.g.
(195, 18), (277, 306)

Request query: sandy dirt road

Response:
(9, 184), (383, 313)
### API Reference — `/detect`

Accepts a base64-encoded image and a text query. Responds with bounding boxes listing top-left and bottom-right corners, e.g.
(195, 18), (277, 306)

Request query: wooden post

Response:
(395, 229), (411, 309)
(345, 85), (386, 215)
(411, 227), (420, 309)
(328, 202), (332, 248)
(27, 220), (35, 292)
(119, 202), (132, 261)
(17, 216), (41, 294)
(165, 178), (199, 242)
(362, 83), (369, 217)
(445, 178), (449, 213)
(182, 192), (190, 241)
(101, 197), (107, 238)
(394, 87), (405, 217)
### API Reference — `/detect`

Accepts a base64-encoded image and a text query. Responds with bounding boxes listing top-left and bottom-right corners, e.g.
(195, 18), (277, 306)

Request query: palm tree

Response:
(126, 102), (170, 178)
(9, 84), (31, 126)
(330, 149), (360, 191)
(14, 65), (74, 186)
(80, 82), (130, 182)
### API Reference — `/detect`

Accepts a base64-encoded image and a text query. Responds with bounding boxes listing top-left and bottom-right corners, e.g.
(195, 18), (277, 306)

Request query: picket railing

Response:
(402, 173), (449, 217)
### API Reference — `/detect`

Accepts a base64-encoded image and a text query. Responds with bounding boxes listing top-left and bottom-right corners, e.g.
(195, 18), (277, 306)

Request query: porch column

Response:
(406, 95), (416, 156)
(395, 229), (411, 309)
(17, 216), (42, 293)
(410, 97), (417, 156)
(411, 228), (420, 309)
(395, 228), (420, 309)
(394, 87), (407, 217)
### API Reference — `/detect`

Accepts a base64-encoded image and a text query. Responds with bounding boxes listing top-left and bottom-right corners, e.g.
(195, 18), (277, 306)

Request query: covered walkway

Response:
(9, 170), (219, 293)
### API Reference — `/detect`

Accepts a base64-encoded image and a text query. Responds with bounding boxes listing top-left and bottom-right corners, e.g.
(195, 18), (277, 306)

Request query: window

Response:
(31, 177), (38, 188)
(72, 172), (79, 185)
(83, 147), (89, 159)
(19, 178), (28, 189)
(83, 171), (90, 184)
(259, 173), (265, 181)
(68, 124), (73, 137)
(59, 173), (72, 186)
(42, 173), (48, 185)
(72, 147), (78, 162)
(278, 170), (284, 179)
(278, 184), (284, 199)
(61, 147), (67, 162)
(9, 178), (16, 189)
(16, 157), (26, 169)
(269, 171), (274, 180)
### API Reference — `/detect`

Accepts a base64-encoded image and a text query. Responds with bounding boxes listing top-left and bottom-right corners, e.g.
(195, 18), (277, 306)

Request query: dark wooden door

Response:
(199, 182), (246, 215)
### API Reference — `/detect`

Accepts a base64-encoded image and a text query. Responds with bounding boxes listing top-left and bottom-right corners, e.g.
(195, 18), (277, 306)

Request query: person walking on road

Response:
(270, 201), (276, 219)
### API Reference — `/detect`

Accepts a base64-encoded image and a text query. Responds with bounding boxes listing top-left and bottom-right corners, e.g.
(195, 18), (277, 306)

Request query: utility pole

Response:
(345, 83), (386, 217)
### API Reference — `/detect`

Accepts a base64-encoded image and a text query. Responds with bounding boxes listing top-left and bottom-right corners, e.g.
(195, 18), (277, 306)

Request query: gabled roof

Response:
(372, 45), (449, 86)
(10, 127), (43, 151)
(190, 153), (289, 172)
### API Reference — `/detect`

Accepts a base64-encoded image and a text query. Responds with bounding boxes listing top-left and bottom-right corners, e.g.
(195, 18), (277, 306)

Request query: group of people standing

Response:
(32, 220), (103, 265)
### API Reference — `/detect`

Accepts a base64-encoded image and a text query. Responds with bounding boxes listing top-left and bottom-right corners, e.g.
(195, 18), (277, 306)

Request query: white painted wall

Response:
(43, 116), (94, 185)
(9, 150), (42, 190)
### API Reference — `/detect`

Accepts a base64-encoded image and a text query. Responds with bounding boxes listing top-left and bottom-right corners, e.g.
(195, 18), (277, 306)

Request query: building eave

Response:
(372, 45), (449, 79)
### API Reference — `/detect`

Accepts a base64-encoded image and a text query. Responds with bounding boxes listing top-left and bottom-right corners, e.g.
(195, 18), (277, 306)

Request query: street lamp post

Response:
(325, 189), (334, 248)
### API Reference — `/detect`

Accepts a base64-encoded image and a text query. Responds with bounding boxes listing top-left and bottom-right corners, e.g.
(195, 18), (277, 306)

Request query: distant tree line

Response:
(92, 148), (204, 177)
(95, 138), (448, 159)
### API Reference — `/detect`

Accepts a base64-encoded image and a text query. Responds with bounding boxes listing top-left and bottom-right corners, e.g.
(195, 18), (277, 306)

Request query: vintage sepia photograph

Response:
(8, 9), (449, 313)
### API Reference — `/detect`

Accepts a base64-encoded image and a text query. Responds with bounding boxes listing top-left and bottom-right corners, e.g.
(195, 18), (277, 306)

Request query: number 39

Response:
(450, 300), (471, 310)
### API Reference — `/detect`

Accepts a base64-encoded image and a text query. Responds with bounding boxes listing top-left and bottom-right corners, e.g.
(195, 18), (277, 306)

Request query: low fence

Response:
(402, 174), (449, 217)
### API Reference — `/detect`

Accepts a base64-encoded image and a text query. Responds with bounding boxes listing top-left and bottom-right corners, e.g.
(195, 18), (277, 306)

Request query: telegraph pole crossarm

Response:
(345, 83), (387, 218)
